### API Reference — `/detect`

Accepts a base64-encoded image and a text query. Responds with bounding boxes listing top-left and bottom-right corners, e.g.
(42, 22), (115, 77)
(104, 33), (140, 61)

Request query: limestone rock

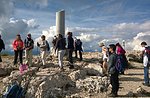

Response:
(84, 64), (102, 76)
(76, 76), (108, 94)
(69, 70), (87, 81)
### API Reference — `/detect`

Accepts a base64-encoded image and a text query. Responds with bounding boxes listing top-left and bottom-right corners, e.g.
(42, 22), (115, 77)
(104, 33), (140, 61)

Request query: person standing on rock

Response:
(55, 34), (66, 71)
(13, 34), (24, 65)
(37, 35), (50, 67)
(67, 32), (74, 69)
(0, 35), (5, 62)
(108, 44), (119, 97)
(24, 33), (34, 67)
(51, 36), (57, 57)
(74, 38), (83, 61)
(141, 42), (150, 86)
(99, 43), (109, 75)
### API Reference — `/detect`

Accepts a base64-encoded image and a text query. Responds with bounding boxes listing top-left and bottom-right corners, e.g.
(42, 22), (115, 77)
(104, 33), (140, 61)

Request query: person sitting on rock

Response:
(0, 35), (5, 62)
(12, 34), (24, 65)
(37, 35), (50, 68)
(55, 34), (66, 71)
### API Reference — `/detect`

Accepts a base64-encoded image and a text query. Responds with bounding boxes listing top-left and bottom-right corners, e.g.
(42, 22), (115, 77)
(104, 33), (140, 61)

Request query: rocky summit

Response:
(0, 52), (150, 98)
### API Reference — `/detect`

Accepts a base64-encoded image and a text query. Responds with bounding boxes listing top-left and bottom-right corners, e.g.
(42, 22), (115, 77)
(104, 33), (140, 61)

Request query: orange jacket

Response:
(13, 39), (24, 50)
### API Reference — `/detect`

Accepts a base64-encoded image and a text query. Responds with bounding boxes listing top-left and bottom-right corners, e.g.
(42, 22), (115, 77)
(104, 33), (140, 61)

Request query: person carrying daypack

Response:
(141, 41), (150, 86)
(108, 44), (119, 97)
(74, 38), (83, 61)
(24, 33), (34, 67)
(0, 35), (5, 62)
(37, 35), (50, 68)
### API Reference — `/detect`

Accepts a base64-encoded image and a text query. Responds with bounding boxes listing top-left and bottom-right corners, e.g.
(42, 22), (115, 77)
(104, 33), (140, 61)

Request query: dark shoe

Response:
(108, 93), (118, 97)
(142, 83), (150, 87)
(69, 66), (74, 69)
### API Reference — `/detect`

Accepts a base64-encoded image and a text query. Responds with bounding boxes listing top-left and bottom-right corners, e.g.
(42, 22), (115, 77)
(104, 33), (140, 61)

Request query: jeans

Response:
(14, 50), (23, 65)
(144, 66), (149, 84)
(110, 72), (119, 95)
(25, 49), (33, 67)
(58, 50), (66, 68)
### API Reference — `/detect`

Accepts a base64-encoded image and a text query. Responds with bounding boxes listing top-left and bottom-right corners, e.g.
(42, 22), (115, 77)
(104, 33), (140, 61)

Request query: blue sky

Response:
(13, 0), (150, 28)
(0, 0), (150, 51)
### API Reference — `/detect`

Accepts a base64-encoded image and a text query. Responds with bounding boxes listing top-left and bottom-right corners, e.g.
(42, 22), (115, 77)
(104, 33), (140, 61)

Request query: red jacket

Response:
(13, 39), (24, 50)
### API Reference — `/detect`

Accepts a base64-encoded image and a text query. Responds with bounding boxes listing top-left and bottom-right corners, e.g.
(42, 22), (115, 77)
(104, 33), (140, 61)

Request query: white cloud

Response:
(0, 18), (39, 50)
(0, 0), (14, 24)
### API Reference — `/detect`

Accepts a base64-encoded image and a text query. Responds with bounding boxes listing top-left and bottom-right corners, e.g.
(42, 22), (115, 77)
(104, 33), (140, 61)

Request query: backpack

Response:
(3, 83), (26, 98)
(76, 39), (81, 46)
(24, 39), (34, 49)
(145, 46), (150, 61)
(19, 64), (28, 75)
(46, 41), (50, 51)
(115, 55), (124, 73)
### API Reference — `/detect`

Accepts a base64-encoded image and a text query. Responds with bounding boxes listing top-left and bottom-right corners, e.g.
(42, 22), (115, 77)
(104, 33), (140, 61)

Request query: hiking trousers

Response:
(58, 50), (66, 68)
(25, 49), (33, 67)
(14, 50), (23, 65)
(110, 72), (119, 95)
(41, 50), (47, 66)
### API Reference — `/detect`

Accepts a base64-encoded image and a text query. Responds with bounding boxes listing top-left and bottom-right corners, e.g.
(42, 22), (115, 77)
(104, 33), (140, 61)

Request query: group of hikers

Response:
(0, 32), (150, 97)
(0, 32), (83, 71)
(99, 41), (150, 97)
(99, 42), (128, 97)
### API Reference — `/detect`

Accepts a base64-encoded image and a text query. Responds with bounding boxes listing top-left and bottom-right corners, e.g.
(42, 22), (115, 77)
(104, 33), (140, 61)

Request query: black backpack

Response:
(46, 41), (50, 51)
(145, 46), (150, 61)
(76, 39), (81, 46)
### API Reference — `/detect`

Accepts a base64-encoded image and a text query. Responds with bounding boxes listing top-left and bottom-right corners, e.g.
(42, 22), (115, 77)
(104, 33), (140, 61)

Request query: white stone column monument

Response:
(56, 10), (65, 36)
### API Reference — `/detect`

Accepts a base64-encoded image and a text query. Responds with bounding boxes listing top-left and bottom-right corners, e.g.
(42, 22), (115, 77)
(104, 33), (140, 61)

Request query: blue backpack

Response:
(3, 83), (26, 98)
(115, 55), (124, 73)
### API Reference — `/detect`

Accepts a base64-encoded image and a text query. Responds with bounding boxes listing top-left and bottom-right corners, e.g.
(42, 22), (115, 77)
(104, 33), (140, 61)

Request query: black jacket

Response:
(75, 40), (83, 51)
(56, 38), (66, 50)
(108, 52), (117, 74)
(67, 36), (74, 49)
(0, 39), (5, 51)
